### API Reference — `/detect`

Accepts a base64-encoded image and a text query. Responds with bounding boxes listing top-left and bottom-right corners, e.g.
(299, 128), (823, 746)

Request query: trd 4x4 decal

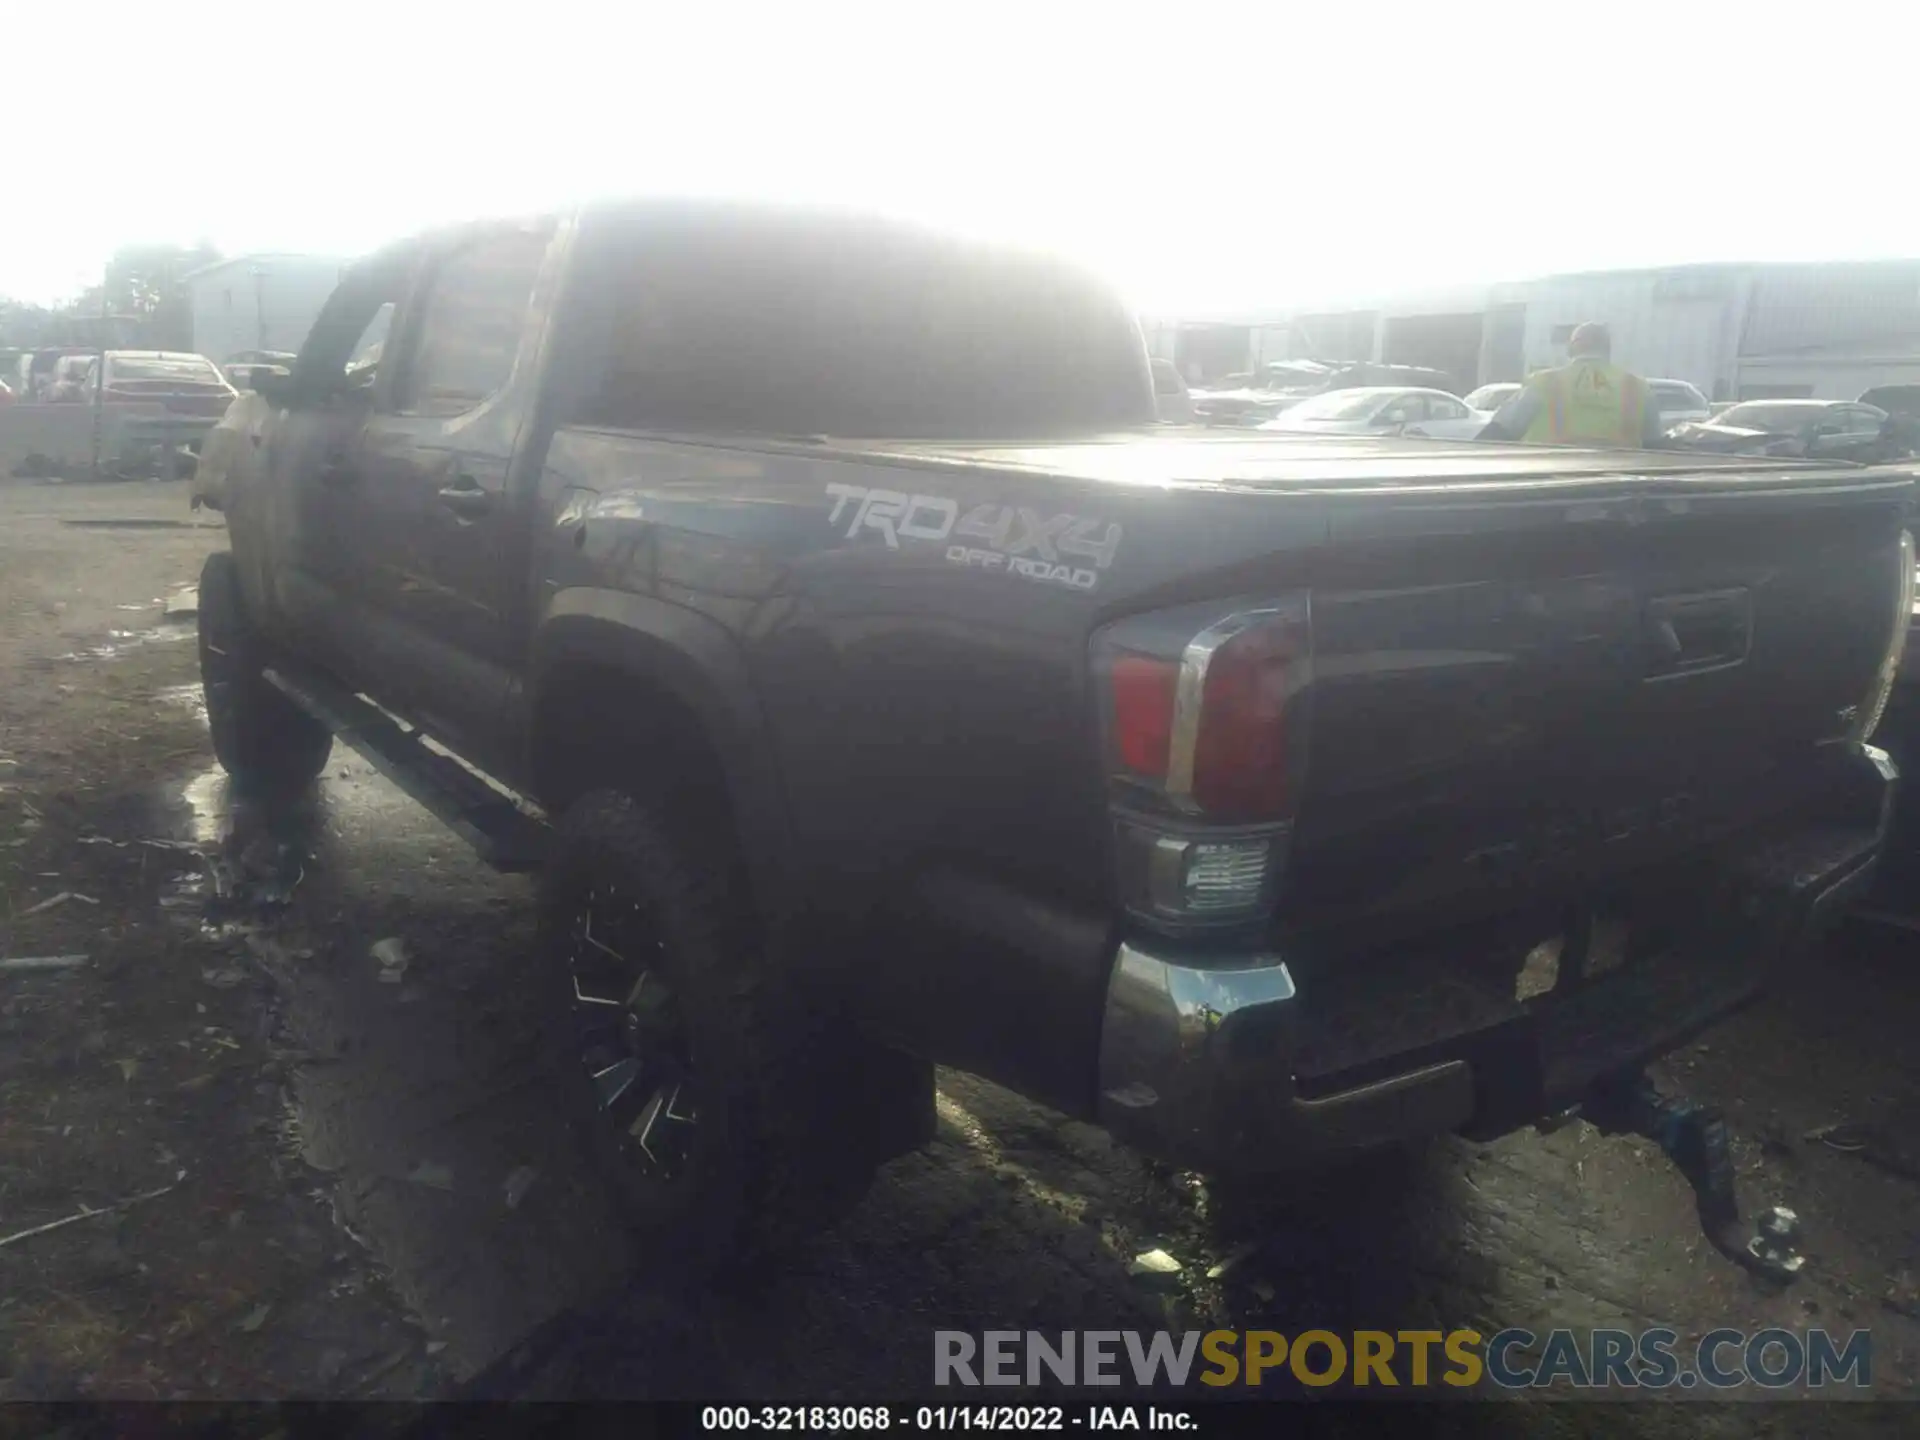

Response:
(824, 483), (1123, 593)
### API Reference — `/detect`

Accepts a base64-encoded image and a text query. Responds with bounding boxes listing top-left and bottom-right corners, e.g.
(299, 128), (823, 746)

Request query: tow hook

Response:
(1582, 1071), (1806, 1283)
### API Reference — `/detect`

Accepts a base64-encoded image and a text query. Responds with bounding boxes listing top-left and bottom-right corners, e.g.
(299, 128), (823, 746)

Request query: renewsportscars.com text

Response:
(934, 1328), (1872, 1390)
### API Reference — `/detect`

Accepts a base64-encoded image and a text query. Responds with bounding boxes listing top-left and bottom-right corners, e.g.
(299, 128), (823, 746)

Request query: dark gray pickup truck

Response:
(194, 199), (1913, 1275)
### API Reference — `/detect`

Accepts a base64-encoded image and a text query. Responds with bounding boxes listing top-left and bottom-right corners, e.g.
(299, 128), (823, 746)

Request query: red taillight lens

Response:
(1192, 622), (1296, 819)
(1110, 654), (1178, 777)
(1095, 598), (1308, 932)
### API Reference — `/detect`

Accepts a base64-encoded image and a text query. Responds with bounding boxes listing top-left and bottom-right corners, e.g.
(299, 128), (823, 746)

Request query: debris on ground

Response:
(202, 967), (248, 990)
(1128, 1248), (1183, 1283)
(164, 587), (199, 618)
(1807, 1121), (1871, 1152)
(0, 953), (89, 972)
(1747, 1205), (1806, 1278)
(503, 1166), (540, 1211)
(1803, 1119), (1920, 1180)
(18, 890), (99, 917)
(1205, 1240), (1261, 1280)
(0, 1173), (186, 1250)
(406, 1161), (455, 1191)
(372, 937), (410, 983)
(236, 1303), (273, 1334)
(1886, 1272), (1920, 1320)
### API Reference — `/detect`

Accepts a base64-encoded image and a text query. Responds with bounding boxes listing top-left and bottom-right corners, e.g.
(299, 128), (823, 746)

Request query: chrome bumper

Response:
(1096, 943), (1476, 1171)
(1096, 744), (1896, 1174)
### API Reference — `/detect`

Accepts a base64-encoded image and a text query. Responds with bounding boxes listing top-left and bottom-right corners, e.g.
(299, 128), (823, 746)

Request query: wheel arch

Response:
(527, 588), (796, 934)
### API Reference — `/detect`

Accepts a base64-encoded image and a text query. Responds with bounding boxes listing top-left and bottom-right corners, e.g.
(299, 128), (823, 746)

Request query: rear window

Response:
(1281, 389), (1389, 421)
(109, 356), (223, 385)
(1717, 402), (1824, 431)
(568, 208), (1154, 439)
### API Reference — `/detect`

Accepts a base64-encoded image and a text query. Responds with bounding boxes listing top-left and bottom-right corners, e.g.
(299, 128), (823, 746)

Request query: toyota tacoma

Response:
(192, 199), (1913, 1273)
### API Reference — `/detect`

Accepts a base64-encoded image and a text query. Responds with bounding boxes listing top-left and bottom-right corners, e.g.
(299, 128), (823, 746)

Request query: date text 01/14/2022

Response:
(699, 1406), (1198, 1432)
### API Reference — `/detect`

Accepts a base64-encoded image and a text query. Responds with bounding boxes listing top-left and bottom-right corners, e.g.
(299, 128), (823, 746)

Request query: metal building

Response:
(184, 254), (347, 365)
(1147, 258), (1920, 402)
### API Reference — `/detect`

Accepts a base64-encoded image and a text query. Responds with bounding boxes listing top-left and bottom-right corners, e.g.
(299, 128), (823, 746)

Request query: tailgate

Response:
(1282, 474), (1912, 939)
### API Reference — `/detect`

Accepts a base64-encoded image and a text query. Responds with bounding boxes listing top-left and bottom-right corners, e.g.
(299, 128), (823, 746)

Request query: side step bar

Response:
(262, 666), (549, 872)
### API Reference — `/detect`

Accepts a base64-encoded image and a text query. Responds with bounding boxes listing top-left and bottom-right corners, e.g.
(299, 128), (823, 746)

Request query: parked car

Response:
(1857, 385), (1920, 457)
(225, 349), (300, 369)
(1464, 382), (1522, 412)
(1649, 378), (1712, 433)
(1859, 384), (1920, 418)
(1259, 385), (1489, 439)
(196, 198), (1906, 1276)
(225, 361), (292, 393)
(1668, 399), (1903, 465)
(1193, 362), (1458, 428)
(1150, 358), (1196, 423)
(98, 352), (237, 415)
(223, 350), (300, 394)
(1189, 362), (1337, 427)
(1319, 362), (1460, 394)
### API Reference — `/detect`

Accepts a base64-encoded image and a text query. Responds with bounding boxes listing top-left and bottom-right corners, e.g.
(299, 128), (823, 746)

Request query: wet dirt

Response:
(4, 480), (1920, 1428)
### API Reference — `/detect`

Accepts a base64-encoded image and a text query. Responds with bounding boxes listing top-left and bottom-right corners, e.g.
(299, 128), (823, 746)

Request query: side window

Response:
(1428, 395), (1468, 421)
(1845, 406), (1886, 435)
(346, 302), (393, 381)
(1379, 394), (1424, 424)
(394, 228), (550, 417)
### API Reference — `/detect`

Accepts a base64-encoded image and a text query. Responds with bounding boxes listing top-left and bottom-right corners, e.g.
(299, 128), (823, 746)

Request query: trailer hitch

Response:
(1581, 1071), (1805, 1283)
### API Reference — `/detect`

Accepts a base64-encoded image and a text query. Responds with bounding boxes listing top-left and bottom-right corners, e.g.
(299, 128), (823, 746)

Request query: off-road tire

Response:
(536, 789), (892, 1278)
(198, 551), (333, 795)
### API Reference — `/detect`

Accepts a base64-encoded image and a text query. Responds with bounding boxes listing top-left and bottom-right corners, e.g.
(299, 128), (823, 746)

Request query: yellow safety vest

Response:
(1519, 359), (1649, 446)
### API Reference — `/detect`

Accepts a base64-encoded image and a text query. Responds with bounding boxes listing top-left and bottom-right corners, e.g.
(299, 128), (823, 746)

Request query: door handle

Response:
(436, 474), (492, 517)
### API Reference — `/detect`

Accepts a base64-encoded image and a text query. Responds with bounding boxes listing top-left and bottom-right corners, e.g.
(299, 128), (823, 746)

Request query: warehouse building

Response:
(1148, 259), (1920, 402)
(185, 254), (347, 366)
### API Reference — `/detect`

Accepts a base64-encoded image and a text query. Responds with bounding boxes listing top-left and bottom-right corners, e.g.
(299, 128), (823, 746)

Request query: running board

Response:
(261, 665), (549, 872)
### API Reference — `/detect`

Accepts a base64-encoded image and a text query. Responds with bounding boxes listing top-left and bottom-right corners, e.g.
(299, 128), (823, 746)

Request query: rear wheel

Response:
(536, 789), (903, 1276)
(198, 551), (333, 795)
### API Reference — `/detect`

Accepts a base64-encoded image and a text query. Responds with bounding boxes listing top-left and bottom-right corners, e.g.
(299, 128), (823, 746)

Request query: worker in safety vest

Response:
(1479, 322), (1667, 447)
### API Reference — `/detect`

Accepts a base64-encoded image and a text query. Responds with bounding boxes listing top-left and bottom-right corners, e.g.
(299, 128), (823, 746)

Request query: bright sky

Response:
(6, 1), (1915, 315)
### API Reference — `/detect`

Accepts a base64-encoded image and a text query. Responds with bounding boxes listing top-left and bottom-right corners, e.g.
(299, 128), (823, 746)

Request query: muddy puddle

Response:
(53, 591), (199, 663)
(126, 751), (622, 1380)
(68, 712), (1920, 1404)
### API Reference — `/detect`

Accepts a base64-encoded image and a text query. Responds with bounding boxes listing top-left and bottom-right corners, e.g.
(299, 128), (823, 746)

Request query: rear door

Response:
(1374, 391), (1423, 433)
(323, 218), (559, 757)
(1419, 392), (1482, 438)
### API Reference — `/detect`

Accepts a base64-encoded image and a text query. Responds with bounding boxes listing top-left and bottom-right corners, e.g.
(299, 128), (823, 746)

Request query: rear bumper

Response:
(1095, 743), (1896, 1174)
(102, 412), (218, 463)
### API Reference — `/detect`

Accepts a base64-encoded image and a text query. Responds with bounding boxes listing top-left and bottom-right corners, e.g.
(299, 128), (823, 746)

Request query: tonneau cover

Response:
(712, 430), (1918, 496)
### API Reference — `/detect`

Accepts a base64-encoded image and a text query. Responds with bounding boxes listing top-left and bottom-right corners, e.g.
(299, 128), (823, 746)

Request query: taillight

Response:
(1094, 595), (1311, 934)
(1110, 656), (1177, 777)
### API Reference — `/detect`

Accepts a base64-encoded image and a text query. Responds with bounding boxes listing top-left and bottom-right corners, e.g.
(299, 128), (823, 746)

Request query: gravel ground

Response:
(2, 479), (1917, 1431)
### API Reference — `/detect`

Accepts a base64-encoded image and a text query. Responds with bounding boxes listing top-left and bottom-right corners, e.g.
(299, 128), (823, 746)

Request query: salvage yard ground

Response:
(2, 480), (1918, 1431)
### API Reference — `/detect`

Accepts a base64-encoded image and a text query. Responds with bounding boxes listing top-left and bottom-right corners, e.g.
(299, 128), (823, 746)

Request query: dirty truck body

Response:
(200, 199), (1911, 1261)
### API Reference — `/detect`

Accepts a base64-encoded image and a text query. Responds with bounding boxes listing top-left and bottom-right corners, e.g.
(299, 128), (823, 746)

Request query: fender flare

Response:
(529, 588), (796, 930)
